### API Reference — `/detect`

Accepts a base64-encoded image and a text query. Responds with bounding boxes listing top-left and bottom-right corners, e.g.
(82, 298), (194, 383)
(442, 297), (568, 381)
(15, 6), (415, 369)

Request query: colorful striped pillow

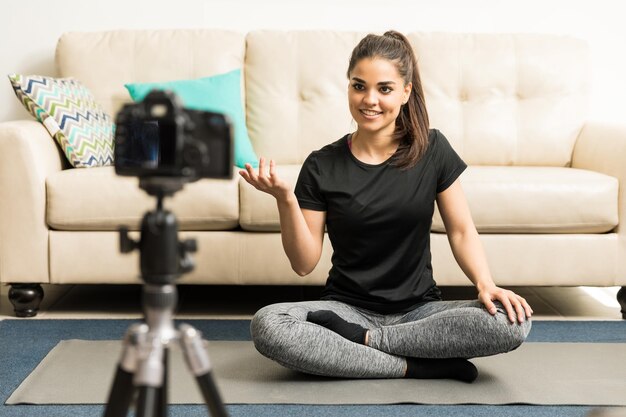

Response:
(8, 74), (114, 168)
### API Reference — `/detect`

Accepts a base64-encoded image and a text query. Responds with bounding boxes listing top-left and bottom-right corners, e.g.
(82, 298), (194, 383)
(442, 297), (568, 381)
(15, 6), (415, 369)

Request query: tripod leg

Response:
(103, 366), (135, 417)
(134, 333), (167, 417)
(179, 324), (229, 417)
(157, 348), (169, 417)
(136, 386), (161, 417)
(103, 323), (149, 417)
(196, 373), (229, 417)
(135, 349), (169, 417)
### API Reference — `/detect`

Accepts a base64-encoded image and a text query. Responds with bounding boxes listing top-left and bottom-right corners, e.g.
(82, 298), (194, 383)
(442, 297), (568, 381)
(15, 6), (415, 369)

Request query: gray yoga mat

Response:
(6, 340), (626, 406)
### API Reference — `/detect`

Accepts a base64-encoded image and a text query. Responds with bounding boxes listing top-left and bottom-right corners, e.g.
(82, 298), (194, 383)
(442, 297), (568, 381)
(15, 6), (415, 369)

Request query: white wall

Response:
(1, 0), (624, 124)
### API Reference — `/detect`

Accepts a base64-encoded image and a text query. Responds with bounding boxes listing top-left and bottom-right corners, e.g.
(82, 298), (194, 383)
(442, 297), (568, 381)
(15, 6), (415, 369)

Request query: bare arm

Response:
(239, 157), (326, 276)
(436, 179), (533, 323)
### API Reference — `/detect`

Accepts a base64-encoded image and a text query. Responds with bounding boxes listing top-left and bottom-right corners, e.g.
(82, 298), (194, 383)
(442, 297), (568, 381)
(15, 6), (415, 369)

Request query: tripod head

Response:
(119, 177), (197, 286)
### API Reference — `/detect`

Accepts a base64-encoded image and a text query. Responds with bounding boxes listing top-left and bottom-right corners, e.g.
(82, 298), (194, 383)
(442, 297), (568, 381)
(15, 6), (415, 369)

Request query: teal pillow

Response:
(124, 69), (258, 168)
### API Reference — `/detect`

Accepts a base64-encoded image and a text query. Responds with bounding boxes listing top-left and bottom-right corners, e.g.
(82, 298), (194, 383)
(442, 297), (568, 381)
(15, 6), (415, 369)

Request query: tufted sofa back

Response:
(409, 33), (589, 167)
(56, 29), (589, 167)
(56, 30), (246, 120)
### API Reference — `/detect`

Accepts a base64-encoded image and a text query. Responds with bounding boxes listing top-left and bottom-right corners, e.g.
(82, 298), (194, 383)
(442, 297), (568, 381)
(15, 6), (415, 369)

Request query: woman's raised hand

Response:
(239, 157), (291, 201)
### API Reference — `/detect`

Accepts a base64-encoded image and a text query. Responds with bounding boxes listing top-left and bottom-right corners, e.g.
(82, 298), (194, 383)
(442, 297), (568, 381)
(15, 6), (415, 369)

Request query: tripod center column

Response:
(143, 284), (178, 343)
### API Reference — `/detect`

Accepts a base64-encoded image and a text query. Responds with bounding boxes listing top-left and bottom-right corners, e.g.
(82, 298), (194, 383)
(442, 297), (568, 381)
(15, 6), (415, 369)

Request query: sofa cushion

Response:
(245, 31), (364, 165)
(433, 167), (618, 233)
(240, 166), (618, 234)
(8, 74), (114, 168)
(124, 69), (258, 169)
(47, 167), (239, 231)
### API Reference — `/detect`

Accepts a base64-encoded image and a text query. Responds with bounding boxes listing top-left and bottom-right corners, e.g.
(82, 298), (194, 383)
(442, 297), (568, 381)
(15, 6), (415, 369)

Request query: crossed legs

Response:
(250, 299), (531, 379)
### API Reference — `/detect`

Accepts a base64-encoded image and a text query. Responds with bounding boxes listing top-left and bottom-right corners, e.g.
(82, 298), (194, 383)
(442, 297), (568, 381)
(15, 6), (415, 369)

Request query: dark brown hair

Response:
(347, 30), (429, 169)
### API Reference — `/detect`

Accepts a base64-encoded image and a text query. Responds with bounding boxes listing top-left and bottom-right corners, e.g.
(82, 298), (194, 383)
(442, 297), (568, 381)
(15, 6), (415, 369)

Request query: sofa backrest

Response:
(410, 32), (589, 167)
(56, 29), (246, 120)
(56, 29), (589, 167)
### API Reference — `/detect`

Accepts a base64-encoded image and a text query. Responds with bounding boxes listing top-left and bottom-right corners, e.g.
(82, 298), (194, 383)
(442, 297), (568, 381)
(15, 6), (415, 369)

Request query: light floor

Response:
(0, 284), (622, 320)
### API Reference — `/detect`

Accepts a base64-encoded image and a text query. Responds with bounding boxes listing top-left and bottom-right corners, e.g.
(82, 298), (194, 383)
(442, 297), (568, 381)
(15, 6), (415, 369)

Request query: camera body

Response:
(114, 90), (233, 180)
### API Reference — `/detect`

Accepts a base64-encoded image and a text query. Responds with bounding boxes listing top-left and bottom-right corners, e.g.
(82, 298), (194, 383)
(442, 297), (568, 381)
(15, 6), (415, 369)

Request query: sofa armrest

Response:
(0, 120), (65, 283)
(572, 121), (626, 233)
(572, 121), (626, 283)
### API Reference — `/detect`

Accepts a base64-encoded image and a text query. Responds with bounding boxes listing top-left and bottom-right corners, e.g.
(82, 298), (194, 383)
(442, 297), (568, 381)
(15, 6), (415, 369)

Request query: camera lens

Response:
(183, 146), (203, 165)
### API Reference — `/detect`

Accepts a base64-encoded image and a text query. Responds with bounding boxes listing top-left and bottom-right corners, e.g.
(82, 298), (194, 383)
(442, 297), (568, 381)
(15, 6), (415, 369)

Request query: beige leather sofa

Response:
(1, 30), (625, 318)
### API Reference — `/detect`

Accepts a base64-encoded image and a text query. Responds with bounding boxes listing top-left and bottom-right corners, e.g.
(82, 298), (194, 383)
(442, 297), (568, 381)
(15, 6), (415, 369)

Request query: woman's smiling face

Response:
(348, 57), (412, 137)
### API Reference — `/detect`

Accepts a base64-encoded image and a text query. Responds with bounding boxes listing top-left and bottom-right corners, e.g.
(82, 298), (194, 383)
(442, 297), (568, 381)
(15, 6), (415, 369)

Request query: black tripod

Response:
(102, 178), (229, 417)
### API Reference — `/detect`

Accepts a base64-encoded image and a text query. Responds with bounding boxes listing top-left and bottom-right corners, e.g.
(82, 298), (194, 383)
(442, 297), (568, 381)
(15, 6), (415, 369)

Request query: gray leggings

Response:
(250, 299), (531, 378)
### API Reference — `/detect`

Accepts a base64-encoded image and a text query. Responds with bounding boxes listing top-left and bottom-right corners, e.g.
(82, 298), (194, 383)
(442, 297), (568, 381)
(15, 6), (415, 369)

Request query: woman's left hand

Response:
(478, 285), (533, 324)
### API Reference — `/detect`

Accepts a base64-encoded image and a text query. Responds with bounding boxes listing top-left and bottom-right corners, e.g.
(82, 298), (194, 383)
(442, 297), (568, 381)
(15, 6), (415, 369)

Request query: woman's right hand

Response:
(238, 157), (291, 201)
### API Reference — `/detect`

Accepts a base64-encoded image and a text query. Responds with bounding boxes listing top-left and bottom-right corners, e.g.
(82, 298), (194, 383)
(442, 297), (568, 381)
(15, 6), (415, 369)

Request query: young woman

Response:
(239, 31), (532, 382)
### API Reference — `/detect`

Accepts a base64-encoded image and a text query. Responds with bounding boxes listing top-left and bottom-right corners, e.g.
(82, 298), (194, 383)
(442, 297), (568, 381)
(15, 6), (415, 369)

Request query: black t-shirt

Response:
(294, 129), (467, 314)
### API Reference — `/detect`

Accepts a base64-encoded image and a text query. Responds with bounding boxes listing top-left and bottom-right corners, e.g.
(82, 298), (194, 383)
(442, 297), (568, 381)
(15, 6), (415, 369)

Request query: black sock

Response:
(307, 310), (368, 344)
(405, 357), (478, 383)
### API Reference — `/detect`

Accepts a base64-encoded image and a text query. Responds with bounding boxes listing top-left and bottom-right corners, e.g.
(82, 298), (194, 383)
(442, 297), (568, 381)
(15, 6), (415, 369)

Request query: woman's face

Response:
(348, 57), (412, 137)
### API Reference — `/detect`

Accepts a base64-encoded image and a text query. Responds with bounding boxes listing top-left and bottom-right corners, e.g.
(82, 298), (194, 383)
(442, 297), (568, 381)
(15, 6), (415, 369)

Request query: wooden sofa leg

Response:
(618, 286), (626, 320)
(8, 284), (44, 317)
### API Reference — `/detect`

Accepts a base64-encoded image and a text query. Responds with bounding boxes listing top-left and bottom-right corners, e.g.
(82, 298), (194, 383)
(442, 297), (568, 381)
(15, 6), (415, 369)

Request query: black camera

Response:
(114, 90), (233, 180)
